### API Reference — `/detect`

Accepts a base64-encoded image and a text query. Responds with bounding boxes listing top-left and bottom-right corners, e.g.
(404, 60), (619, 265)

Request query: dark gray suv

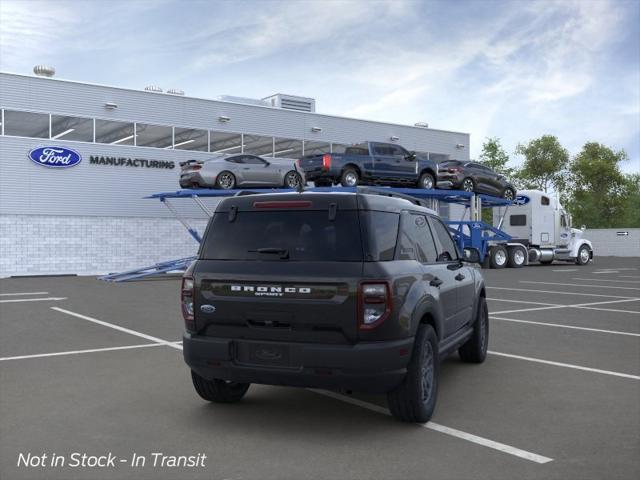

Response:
(181, 189), (488, 422)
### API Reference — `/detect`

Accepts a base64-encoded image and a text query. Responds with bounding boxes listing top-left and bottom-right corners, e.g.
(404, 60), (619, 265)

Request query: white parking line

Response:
(51, 307), (183, 350)
(593, 270), (620, 274)
(0, 343), (166, 361)
(309, 389), (553, 464)
(488, 351), (640, 380)
(490, 298), (640, 315)
(552, 269), (579, 272)
(0, 292), (49, 296)
(0, 297), (67, 303)
(487, 286), (637, 299)
(520, 281), (640, 291)
(490, 316), (640, 337)
(572, 278), (640, 284)
(620, 275), (640, 279)
(488, 298), (558, 306)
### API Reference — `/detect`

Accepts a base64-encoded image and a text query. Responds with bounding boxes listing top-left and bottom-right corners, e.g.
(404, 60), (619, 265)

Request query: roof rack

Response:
(355, 186), (431, 208)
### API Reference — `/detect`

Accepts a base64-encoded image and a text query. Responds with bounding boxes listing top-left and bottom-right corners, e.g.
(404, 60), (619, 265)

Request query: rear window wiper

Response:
(248, 247), (290, 260)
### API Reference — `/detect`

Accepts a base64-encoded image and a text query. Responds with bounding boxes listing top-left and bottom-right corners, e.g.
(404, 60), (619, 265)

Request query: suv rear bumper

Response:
(183, 333), (413, 393)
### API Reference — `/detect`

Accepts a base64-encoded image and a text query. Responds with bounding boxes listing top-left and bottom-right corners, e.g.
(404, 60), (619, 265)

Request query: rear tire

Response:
(507, 246), (526, 268)
(459, 297), (489, 363)
(284, 170), (302, 189)
(418, 172), (435, 190)
(340, 168), (359, 187)
(216, 171), (236, 190)
(502, 187), (515, 201)
(489, 245), (508, 269)
(387, 324), (439, 423)
(191, 371), (250, 403)
(461, 177), (475, 192)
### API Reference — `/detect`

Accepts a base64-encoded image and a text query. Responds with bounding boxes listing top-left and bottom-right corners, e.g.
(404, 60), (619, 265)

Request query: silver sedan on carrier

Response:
(179, 154), (305, 189)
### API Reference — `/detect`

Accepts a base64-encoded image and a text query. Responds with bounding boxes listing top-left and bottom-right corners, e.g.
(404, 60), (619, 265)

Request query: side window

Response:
(541, 196), (550, 206)
(389, 145), (408, 157)
(510, 215), (527, 226)
(397, 213), (438, 263)
(226, 156), (243, 164)
(429, 217), (459, 262)
(561, 215), (567, 227)
(243, 155), (266, 165)
(361, 211), (399, 261)
(373, 144), (393, 156)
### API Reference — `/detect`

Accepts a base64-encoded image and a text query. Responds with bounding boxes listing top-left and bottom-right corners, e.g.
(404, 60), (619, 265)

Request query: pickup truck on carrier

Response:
(181, 188), (488, 423)
(298, 141), (439, 190)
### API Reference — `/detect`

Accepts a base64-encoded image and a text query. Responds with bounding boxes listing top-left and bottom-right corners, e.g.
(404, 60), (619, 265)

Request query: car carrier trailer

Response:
(99, 186), (593, 282)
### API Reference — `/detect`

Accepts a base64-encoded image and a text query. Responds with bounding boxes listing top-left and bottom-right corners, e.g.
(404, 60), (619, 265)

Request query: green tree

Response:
(566, 142), (629, 228)
(618, 173), (640, 228)
(479, 137), (514, 177)
(515, 135), (569, 193)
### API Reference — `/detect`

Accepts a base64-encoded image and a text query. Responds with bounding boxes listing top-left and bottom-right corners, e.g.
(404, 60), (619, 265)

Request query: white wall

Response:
(585, 228), (640, 257)
(0, 215), (208, 277)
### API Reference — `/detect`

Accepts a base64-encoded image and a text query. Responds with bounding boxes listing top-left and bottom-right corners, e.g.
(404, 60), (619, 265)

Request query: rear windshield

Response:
(439, 160), (462, 167)
(200, 211), (363, 261)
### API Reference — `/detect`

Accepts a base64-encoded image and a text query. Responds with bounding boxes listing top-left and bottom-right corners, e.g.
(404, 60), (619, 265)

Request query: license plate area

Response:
(234, 341), (293, 368)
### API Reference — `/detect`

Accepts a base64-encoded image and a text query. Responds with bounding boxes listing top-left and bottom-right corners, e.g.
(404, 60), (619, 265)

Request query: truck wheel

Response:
(191, 371), (250, 403)
(216, 171), (236, 190)
(387, 324), (439, 423)
(340, 168), (359, 187)
(418, 172), (435, 190)
(576, 245), (591, 265)
(507, 246), (526, 268)
(502, 188), (515, 201)
(489, 245), (508, 269)
(459, 297), (489, 363)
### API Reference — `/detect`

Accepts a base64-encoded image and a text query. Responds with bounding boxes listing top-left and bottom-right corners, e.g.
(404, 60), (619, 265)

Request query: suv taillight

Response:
(322, 154), (331, 170)
(358, 282), (392, 330)
(181, 276), (195, 331)
(448, 167), (461, 173)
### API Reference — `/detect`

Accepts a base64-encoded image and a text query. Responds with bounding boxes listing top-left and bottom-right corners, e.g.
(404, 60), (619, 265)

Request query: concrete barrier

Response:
(585, 228), (640, 257)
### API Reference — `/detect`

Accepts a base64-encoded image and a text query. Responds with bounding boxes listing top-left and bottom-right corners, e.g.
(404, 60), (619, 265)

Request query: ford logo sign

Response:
(28, 146), (82, 168)
(200, 304), (216, 314)
(514, 195), (530, 206)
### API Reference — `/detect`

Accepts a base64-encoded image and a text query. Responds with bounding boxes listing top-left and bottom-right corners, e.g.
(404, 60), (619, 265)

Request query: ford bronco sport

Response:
(182, 188), (488, 422)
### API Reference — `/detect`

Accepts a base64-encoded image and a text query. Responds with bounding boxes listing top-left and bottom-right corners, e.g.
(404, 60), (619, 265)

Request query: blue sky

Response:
(1, 0), (638, 173)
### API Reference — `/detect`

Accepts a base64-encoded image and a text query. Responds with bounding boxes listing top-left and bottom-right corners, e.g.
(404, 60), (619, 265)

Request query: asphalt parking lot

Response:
(1, 257), (639, 480)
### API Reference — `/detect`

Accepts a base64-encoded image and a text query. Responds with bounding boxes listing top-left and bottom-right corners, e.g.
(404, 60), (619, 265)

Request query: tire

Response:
(459, 296), (489, 363)
(507, 246), (526, 268)
(340, 168), (359, 187)
(418, 172), (435, 190)
(387, 324), (439, 423)
(576, 244), (591, 265)
(461, 177), (475, 193)
(216, 171), (236, 190)
(489, 245), (508, 269)
(191, 371), (250, 403)
(502, 187), (515, 201)
(284, 170), (302, 189)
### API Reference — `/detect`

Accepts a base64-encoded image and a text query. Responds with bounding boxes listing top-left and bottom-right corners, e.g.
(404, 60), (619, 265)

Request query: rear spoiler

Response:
(179, 159), (204, 167)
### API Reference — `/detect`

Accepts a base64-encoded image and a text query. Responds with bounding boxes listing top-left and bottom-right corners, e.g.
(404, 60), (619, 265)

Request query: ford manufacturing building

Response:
(0, 69), (470, 277)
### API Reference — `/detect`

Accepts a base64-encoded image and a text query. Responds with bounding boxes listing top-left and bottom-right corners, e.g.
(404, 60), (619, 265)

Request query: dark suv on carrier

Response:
(182, 188), (488, 422)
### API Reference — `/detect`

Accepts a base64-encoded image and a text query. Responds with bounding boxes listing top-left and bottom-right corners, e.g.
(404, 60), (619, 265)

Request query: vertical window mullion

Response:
(92, 118), (96, 143)
(241, 133), (244, 153)
(134, 123), (137, 146)
(49, 114), (52, 139)
(207, 130), (210, 153)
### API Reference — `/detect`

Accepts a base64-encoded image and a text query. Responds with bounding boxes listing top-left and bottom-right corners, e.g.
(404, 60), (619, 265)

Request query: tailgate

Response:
(298, 154), (326, 172)
(194, 261), (362, 343)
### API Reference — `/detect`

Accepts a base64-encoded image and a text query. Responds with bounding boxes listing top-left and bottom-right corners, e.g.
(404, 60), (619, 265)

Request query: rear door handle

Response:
(430, 277), (443, 287)
(455, 273), (465, 281)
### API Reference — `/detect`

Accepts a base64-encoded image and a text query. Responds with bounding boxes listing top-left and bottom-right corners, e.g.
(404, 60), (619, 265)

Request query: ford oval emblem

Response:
(28, 146), (82, 168)
(514, 195), (530, 205)
(200, 304), (216, 314)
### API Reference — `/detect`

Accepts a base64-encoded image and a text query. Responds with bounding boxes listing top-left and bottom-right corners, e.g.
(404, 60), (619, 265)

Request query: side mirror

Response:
(463, 247), (481, 263)
(405, 151), (417, 161)
(581, 224), (586, 231)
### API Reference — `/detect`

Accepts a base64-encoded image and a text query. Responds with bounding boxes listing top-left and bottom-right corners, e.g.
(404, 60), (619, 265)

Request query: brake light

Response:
(181, 276), (195, 331)
(448, 167), (461, 173)
(296, 158), (301, 167)
(322, 154), (332, 170)
(358, 282), (392, 330)
(253, 201), (312, 209)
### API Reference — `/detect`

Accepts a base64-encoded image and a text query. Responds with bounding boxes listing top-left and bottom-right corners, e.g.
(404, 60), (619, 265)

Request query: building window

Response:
(210, 131), (243, 154)
(3, 110), (49, 138)
(331, 143), (348, 154)
(51, 114), (93, 142)
(273, 137), (303, 158)
(95, 119), (135, 145)
(303, 140), (330, 156)
(173, 127), (208, 151)
(244, 134), (274, 156)
(135, 123), (173, 148)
